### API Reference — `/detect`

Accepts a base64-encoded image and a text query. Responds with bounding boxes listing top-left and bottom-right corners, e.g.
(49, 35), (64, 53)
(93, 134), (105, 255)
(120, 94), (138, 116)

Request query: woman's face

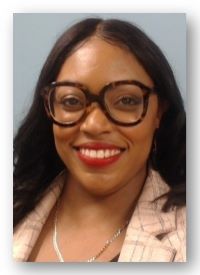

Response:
(53, 37), (161, 196)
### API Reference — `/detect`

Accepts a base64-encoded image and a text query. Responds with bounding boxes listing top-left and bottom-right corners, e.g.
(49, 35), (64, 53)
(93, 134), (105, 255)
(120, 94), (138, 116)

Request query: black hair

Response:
(14, 18), (186, 227)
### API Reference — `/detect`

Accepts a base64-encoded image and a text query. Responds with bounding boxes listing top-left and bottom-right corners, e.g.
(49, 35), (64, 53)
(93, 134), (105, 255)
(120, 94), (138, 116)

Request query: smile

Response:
(79, 148), (121, 159)
(73, 143), (125, 167)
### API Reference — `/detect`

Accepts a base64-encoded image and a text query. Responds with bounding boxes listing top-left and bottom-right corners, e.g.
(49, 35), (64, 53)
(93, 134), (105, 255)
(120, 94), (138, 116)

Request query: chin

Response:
(83, 185), (120, 197)
(74, 172), (124, 197)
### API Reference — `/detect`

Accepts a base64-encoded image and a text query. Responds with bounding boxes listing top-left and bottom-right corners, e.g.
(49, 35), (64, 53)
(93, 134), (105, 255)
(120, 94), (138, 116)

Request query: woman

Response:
(13, 18), (186, 262)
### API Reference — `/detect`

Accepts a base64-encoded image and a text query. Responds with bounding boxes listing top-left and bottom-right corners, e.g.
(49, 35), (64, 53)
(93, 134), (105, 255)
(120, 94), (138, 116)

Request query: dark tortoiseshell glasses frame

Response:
(41, 80), (155, 127)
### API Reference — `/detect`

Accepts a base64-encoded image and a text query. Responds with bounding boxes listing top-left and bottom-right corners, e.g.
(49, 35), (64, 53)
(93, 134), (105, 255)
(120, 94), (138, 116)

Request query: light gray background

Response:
(13, 13), (186, 134)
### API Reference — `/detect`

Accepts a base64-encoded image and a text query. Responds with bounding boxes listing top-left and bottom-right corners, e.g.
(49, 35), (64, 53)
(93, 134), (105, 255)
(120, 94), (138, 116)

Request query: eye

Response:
(114, 95), (142, 109)
(120, 96), (138, 105)
(59, 95), (84, 111)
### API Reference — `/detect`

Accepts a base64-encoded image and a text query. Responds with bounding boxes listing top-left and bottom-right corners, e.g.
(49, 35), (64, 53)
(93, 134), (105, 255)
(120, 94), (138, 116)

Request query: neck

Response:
(58, 167), (147, 230)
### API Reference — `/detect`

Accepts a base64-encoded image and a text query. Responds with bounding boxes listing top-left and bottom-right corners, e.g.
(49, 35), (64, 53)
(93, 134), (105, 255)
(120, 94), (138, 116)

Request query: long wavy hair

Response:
(14, 18), (186, 227)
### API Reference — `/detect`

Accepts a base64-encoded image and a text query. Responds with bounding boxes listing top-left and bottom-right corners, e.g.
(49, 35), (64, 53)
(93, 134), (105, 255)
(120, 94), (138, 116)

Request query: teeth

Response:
(97, 150), (104, 158)
(79, 148), (121, 159)
(90, 150), (96, 158)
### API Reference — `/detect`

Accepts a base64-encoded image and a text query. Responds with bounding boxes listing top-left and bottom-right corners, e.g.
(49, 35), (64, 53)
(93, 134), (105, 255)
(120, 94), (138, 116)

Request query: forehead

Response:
(56, 36), (153, 90)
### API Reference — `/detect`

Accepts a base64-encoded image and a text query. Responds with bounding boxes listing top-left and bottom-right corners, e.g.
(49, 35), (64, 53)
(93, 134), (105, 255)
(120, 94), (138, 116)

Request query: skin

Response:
(54, 36), (161, 197)
(29, 36), (162, 262)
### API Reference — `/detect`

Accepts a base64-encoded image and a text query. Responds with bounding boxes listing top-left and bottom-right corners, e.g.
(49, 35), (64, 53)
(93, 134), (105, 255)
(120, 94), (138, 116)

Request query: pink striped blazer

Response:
(13, 169), (186, 262)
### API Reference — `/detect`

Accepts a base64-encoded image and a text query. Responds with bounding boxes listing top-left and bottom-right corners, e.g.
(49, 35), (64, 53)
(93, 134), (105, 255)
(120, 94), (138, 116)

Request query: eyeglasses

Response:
(42, 80), (155, 127)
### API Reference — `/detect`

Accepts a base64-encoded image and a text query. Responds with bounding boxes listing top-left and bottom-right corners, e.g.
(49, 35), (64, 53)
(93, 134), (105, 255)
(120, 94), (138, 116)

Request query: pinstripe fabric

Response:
(13, 170), (186, 262)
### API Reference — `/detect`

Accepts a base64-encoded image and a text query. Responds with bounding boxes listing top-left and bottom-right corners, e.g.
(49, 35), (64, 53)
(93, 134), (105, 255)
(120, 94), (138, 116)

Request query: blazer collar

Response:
(14, 169), (176, 262)
(13, 172), (64, 261)
(119, 170), (177, 262)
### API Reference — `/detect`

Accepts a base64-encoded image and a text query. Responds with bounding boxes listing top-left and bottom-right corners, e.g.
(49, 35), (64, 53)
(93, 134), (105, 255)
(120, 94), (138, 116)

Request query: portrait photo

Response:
(13, 13), (186, 262)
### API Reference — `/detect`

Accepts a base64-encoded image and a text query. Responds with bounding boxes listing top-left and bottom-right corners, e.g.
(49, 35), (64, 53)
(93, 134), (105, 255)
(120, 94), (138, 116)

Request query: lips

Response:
(73, 142), (125, 167)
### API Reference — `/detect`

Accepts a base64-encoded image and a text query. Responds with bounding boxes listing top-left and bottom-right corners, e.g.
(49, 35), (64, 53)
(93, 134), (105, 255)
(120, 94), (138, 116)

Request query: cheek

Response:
(53, 125), (78, 156)
(118, 101), (159, 161)
(121, 123), (155, 152)
(120, 124), (155, 170)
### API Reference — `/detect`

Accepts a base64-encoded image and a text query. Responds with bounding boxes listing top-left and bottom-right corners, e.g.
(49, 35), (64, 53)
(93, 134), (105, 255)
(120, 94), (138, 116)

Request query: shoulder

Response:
(13, 171), (65, 261)
(139, 170), (186, 261)
(161, 206), (186, 262)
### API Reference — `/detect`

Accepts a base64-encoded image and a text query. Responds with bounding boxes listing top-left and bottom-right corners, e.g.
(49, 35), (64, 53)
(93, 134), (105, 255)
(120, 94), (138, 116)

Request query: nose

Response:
(79, 104), (113, 135)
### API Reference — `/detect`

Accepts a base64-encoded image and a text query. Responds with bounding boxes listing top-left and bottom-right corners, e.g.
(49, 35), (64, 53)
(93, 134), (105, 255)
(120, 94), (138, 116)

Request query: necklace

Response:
(52, 202), (129, 262)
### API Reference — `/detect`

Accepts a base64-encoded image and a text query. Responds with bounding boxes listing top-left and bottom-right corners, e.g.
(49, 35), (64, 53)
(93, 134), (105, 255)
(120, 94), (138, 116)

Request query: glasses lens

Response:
(49, 85), (86, 124)
(105, 84), (144, 123)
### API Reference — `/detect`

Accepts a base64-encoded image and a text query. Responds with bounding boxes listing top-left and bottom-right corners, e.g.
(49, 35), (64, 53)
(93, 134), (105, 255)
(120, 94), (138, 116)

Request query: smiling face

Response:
(52, 36), (161, 196)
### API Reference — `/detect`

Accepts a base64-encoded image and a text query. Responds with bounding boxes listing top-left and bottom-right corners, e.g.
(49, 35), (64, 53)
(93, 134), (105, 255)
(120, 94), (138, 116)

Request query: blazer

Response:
(13, 169), (186, 262)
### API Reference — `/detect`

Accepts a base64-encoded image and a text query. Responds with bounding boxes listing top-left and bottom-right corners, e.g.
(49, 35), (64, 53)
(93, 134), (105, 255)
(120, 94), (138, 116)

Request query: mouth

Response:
(73, 142), (126, 167)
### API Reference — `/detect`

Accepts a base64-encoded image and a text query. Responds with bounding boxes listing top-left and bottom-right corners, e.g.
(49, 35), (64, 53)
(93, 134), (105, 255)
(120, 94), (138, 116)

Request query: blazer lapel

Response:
(13, 172), (64, 261)
(118, 228), (176, 262)
(119, 170), (177, 262)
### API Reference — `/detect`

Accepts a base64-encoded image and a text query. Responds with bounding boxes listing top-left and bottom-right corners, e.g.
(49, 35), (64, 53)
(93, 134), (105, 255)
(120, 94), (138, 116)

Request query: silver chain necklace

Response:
(52, 202), (129, 262)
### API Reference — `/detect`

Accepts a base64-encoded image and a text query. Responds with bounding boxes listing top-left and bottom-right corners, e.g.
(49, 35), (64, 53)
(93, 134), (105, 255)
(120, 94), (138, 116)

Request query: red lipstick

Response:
(74, 142), (125, 168)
